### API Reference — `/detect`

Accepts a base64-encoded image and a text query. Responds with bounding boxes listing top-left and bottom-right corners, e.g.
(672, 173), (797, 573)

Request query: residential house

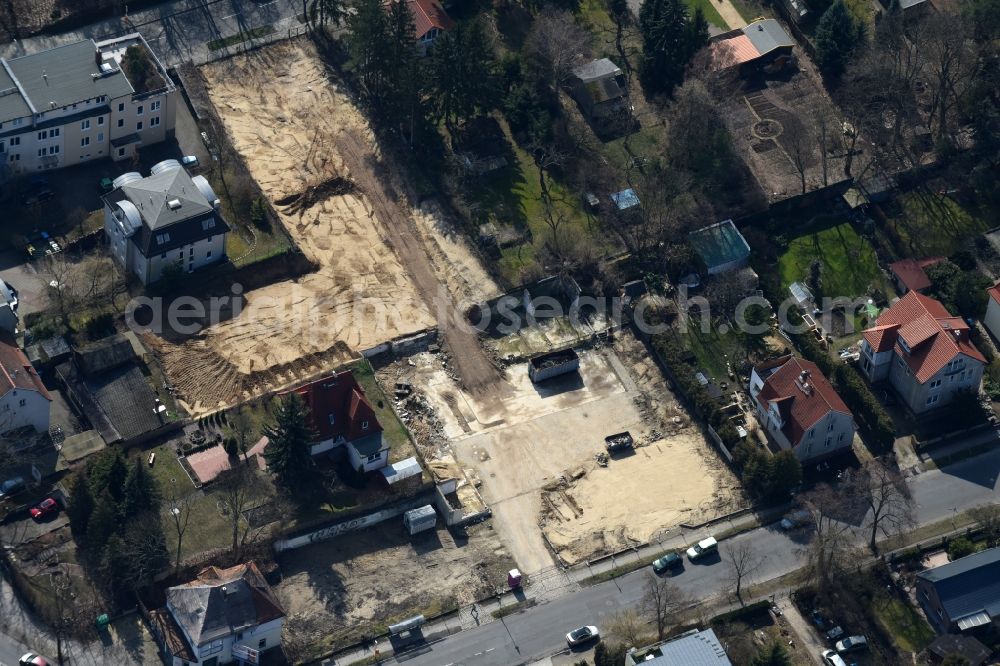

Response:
(916, 547), (1000, 634)
(708, 19), (795, 74)
(569, 58), (629, 122)
(150, 561), (285, 666)
(982, 284), (1000, 345)
(102, 164), (229, 285)
(625, 628), (733, 665)
(0, 279), (18, 335)
(451, 116), (508, 176)
(394, 0), (453, 54)
(889, 257), (944, 294)
(689, 219), (752, 276)
(0, 34), (176, 176)
(925, 635), (992, 666)
(749, 355), (855, 462)
(859, 291), (985, 414)
(0, 330), (50, 434)
(281, 370), (389, 472)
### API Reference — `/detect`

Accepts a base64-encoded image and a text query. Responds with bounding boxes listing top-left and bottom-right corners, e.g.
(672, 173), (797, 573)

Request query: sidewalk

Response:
(321, 504), (789, 665)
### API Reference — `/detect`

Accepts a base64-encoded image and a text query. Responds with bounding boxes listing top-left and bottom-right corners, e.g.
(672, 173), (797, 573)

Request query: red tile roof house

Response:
(280, 370), (389, 472)
(888, 257), (944, 294)
(0, 330), (51, 435)
(748, 355), (855, 461)
(983, 284), (1000, 346)
(860, 291), (985, 414)
(387, 0), (454, 54)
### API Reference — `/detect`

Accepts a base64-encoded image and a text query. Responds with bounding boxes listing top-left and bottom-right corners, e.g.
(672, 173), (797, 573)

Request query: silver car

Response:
(566, 625), (599, 646)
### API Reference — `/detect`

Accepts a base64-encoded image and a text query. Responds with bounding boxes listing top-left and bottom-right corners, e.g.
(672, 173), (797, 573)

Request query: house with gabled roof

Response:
(0, 330), (50, 434)
(150, 561), (284, 666)
(749, 355), (855, 461)
(916, 547), (1000, 635)
(280, 370), (389, 472)
(389, 0), (453, 54)
(860, 291), (985, 414)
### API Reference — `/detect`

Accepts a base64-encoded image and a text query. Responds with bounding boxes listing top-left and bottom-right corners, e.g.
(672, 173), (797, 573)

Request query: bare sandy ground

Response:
(152, 41), (440, 413)
(543, 435), (736, 565)
(276, 521), (512, 662)
(381, 330), (744, 573)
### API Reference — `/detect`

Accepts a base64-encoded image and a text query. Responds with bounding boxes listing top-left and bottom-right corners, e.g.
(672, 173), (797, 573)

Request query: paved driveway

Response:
(0, 250), (50, 317)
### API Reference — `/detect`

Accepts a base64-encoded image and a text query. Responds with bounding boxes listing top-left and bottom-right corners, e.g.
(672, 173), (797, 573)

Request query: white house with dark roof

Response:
(0, 33), (176, 175)
(102, 165), (229, 284)
(0, 330), (50, 434)
(150, 561), (285, 666)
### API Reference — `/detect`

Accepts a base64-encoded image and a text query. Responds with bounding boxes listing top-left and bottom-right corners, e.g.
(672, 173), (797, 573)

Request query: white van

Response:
(686, 537), (718, 560)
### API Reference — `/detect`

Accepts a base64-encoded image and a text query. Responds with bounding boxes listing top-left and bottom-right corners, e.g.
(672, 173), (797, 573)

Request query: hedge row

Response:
(651, 334), (741, 447)
(764, 277), (895, 451)
(710, 600), (772, 625)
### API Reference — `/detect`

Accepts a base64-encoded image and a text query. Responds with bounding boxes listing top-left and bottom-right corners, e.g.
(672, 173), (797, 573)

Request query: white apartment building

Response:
(0, 33), (176, 176)
(103, 164), (229, 285)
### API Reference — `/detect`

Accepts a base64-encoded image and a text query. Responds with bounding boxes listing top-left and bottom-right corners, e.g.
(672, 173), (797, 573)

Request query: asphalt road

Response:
(390, 445), (1000, 666)
(394, 527), (807, 666)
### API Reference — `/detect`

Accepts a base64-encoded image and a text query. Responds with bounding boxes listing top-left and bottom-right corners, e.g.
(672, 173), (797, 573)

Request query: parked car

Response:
(835, 635), (868, 653)
(821, 649), (847, 666)
(20, 653), (52, 666)
(29, 497), (59, 520)
(825, 626), (844, 641)
(686, 537), (718, 561)
(652, 551), (682, 574)
(0, 476), (27, 499)
(565, 625), (599, 647)
(780, 510), (812, 531)
(22, 188), (54, 206)
(180, 155), (199, 168)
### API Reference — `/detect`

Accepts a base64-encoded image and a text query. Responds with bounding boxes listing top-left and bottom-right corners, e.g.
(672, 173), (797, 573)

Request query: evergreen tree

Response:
(87, 448), (128, 503)
(65, 471), (94, 539)
(307, 0), (348, 29)
(770, 450), (803, 498)
(347, 0), (391, 106)
(429, 20), (500, 132)
(752, 641), (792, 666)
(638, 0), (707, 96)
(382, 0), (425, 138)
(815, 0), (863, 78)
(121, 458), (160, 520)
(86, 490), (119, 552)
(263, 393), (318, 495)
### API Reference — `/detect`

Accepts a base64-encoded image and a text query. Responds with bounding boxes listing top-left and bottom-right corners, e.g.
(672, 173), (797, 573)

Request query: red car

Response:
(29, 498), (59, 520)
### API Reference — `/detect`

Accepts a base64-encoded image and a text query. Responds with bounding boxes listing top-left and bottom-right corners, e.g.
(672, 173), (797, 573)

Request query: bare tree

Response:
(727, 541), (763, 607)
(921, 14), (977, 144)
(229, 406), (257, 460)
(640, 573), (689, 640)
(166, 478), (195, 574)
(524, 8), (591, 92)
(606, 608), (648, 649)
(783, 119), (813, 195)
(214, 463), (267, 559)
(969, 504), (1000, 548)
(855, 458), (916, 553)
(799, 484), (857, 592)
(42, 254), (77, 328)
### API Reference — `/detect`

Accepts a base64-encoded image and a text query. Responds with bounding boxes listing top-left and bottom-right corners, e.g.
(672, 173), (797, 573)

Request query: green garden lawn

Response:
(888, 190), (991, 257)
(778, 217), (894, 301)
